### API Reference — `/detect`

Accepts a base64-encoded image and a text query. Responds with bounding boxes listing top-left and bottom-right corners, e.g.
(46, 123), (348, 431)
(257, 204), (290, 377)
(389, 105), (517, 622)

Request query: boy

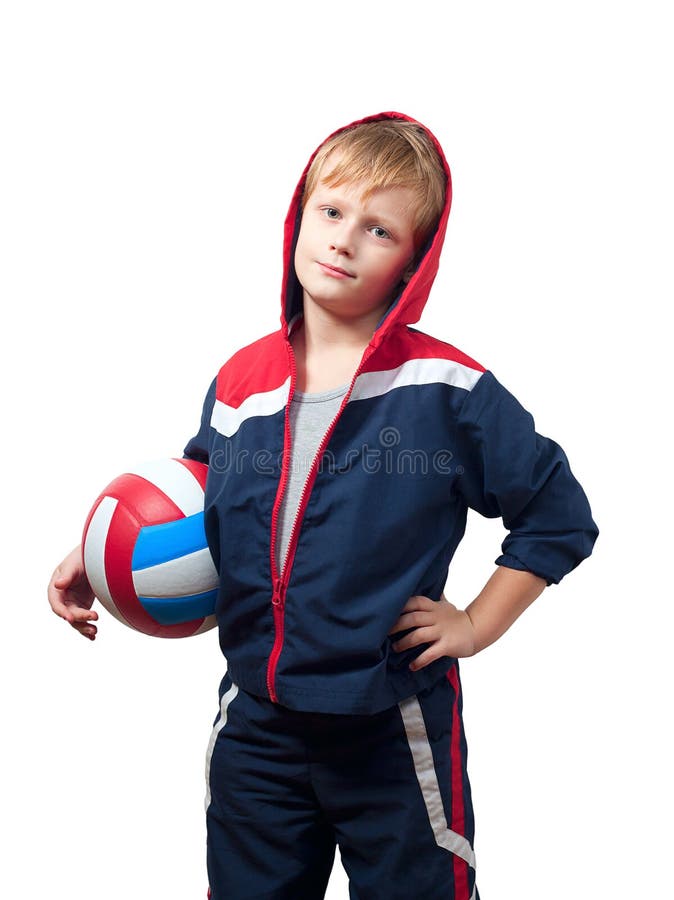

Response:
(48, 112), (599, 899)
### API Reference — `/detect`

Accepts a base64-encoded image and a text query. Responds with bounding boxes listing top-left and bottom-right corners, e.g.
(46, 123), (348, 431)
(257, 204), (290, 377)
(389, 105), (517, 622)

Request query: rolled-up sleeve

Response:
(182, 377), (217, 464)
(454, 370), (599, 586)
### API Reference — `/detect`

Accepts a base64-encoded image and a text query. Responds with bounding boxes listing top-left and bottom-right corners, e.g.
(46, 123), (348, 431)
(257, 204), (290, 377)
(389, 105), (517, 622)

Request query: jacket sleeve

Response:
(182, 377), (217, 464)
(453, 370), (599, 586)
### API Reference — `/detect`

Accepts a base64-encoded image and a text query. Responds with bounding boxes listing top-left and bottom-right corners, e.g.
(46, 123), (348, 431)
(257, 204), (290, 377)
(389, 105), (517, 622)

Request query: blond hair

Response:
(301, 119), (446, 248)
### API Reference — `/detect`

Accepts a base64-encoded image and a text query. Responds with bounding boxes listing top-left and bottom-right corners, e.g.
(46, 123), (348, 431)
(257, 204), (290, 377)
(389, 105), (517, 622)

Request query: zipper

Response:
(265, 336), (377, 703)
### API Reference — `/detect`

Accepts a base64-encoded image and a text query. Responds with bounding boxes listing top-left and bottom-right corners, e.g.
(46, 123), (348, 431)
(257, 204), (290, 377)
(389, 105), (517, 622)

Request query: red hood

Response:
(279, 110), (452, 351)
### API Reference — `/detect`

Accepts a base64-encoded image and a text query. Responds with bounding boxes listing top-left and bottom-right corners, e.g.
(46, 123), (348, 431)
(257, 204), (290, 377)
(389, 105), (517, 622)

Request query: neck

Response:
(299, 292), (387, 355)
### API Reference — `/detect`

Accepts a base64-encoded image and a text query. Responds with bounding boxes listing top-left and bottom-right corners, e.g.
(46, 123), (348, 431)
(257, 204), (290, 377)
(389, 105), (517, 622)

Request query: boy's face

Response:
(294, 176), (417, 328)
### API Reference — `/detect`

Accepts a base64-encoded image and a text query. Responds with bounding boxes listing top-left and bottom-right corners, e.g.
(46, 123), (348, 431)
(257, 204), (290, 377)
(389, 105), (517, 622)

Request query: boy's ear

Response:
(401, 252), (418, 284)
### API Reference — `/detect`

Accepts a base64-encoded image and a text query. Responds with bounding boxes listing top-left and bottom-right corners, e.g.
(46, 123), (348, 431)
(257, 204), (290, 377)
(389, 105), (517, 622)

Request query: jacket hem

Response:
(226, 656), (457, 716)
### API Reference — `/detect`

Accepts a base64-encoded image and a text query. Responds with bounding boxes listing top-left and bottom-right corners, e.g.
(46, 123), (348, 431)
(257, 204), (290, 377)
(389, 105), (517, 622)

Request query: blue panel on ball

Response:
(132, 512), (208, 571)
(138, 588), (218, 625)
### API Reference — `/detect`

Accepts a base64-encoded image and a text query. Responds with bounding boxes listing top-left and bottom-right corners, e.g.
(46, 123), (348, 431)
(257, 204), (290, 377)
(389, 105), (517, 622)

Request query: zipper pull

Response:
(272, 577), (284, 608)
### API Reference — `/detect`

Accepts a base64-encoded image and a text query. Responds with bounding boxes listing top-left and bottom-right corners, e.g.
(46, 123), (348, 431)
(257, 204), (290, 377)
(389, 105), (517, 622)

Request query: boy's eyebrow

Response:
(364, 210), (404, 232)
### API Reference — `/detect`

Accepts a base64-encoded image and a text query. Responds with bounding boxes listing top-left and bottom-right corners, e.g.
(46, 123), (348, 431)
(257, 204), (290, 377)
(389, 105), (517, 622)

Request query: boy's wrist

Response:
(464, 566), (547, 655)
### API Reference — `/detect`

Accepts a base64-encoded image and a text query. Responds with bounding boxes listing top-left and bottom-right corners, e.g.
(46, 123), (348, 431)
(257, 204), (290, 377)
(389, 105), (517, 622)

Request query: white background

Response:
(1, 2), (671, 897)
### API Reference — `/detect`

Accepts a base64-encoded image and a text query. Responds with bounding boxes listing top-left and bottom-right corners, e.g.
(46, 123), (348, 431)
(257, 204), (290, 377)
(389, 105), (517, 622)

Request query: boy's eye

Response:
(371, 226), (391, 240)
(323, 207), (340, 219)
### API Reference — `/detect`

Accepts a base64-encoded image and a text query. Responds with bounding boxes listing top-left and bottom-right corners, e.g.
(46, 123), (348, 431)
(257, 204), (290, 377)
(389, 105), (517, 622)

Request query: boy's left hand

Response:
(388, 593), (476, 670)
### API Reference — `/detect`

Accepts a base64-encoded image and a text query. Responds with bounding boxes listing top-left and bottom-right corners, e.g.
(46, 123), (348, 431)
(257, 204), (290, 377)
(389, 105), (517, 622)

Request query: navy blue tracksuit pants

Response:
(204, 663), (479, 900)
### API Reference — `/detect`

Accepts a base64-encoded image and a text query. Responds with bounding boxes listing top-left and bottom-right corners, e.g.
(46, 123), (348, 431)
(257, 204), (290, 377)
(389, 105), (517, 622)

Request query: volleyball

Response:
(81, 458), (218, 638)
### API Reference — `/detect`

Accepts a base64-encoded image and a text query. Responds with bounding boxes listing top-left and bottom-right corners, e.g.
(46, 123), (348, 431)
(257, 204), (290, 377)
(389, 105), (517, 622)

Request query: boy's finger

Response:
(66, 606), (97, 622)
(47, 585), (70, 616)
(49, 597), (69, 618)
(52, 567), (75, 587)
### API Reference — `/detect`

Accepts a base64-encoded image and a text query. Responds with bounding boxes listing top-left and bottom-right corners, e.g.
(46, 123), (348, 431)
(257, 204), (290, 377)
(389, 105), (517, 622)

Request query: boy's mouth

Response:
(318, 262), (356, 279)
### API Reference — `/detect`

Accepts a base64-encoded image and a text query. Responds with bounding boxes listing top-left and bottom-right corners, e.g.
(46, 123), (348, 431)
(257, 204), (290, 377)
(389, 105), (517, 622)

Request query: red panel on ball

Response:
(104, 473), (186, 527)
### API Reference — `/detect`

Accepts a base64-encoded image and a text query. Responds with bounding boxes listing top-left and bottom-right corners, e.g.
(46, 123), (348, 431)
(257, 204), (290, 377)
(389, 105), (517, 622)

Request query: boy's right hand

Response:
(48, 544), (99, 641)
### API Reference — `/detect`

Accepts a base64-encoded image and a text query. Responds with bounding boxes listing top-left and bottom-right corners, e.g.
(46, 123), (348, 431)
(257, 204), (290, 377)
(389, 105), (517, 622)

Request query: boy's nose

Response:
(330, 232), (354, 256)
(329, 222), (356, 256)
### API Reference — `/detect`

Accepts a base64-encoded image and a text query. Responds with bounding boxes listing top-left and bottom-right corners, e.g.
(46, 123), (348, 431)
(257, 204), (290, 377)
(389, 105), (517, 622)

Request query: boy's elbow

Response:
(497, 516), (599, 587)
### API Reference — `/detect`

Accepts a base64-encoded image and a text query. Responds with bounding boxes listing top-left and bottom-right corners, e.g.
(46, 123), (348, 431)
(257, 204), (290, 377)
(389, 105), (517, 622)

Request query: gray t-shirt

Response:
(275, 381), (350, 576)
